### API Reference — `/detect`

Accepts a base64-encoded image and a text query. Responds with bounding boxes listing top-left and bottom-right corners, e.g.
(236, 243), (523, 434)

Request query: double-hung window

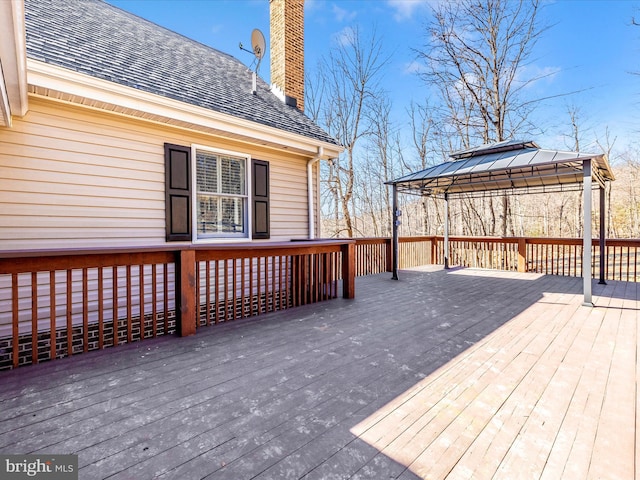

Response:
(164, 142), (269, 242)
(195, 148), (248, 239)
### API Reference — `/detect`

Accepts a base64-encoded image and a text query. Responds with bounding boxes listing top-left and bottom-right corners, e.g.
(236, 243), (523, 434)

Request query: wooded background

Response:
(306, 0), (639, 240)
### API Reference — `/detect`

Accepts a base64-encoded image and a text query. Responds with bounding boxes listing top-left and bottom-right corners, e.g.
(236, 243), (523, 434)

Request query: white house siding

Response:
(0, 97), (316, 250)
(0, 96), (320, 344)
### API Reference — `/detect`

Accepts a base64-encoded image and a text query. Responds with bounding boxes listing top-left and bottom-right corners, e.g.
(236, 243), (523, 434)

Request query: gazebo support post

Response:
(391, 183), (399, 280)
(444, 192), (450, 270)
(599, 185), (606, 285)
(583, 159), (593, 306)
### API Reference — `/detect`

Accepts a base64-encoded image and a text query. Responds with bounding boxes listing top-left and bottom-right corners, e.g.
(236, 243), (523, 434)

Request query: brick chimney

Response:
(270, 0), (304, 111)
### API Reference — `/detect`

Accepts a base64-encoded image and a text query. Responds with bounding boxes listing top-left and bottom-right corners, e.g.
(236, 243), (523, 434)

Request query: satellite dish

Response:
(239, 28), (267, 95)
(251, 29), (266, 59)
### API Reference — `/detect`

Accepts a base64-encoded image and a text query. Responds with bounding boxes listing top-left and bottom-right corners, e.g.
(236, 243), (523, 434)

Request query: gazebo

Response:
(386, 140), (616, 306)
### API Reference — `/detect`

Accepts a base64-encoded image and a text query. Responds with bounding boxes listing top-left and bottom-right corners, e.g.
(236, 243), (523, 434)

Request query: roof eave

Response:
(27, 59), (343, 158)
(0, 0), (29, 127)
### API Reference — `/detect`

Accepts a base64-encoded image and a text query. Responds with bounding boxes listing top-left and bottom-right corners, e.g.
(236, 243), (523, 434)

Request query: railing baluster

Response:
(126, 265), (132, 343)
(257, 257), (262, 314)
(139, 265), (145, 339)
(261, 256), (267, 312)
(82, 267), (89, 353)
(223, 259), (229, 321)
(270, 256), (276, 310)
(12, 273), (18, 368)
(278, 256), (284, 310)
(31, 272), (38, 364)
(619, 245), (623, 281)
(67, 269), (73, 355)
(241, 258), (246, 317)
(232, 258), (238, 319)
(98, 267), (104, 348)
(296, 255), (302, 306)
(249, 257), (255, 316)
(163, 264), (169, 335)
(50, 270), (56, 360)
(284, 255), (288, 306)
(195, 261), (201, 328)
(151, 264), (157, 336)
(113, 267), (118, 347)
(214, 260), (220, 324)
(626, 245), (630, 282)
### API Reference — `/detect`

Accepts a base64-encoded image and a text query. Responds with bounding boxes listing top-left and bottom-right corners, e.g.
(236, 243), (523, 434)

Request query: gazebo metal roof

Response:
(388, 140), (615, 198)
(387, 140), (616, 307)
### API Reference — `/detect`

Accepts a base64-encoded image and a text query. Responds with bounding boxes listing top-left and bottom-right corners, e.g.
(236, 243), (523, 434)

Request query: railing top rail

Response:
(523, 237), (640, 246)
(602, 238), (640, 246)
(0, 240), (355, 274)
(432, 235), (520, 244)
(195, 240), (352, 261)
(398, 236), (435, 243)
(0, 251), (177, 275)
(353, 238), (389, 245)
(0, 244), (180, 259)
(429, 236), (640, 247)
(0, 239), (355, 259)
(353, 236), (435, 244)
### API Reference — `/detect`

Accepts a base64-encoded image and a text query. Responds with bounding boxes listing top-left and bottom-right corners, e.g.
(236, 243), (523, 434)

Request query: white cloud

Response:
(305, 0), (323, 12)
(332, 3), (357, 23)
(332, 26), (355, 47)
(404, 60), (428, 75)
(386, 0), (429, 22)
(516, 64), (562, 89)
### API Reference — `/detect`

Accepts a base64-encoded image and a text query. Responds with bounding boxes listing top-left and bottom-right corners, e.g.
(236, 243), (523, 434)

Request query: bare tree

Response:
(564, 104), (586, 237)
(596, 127), (617, 238)
(415, 0), (545, 236)
(308, 26), (389, 238)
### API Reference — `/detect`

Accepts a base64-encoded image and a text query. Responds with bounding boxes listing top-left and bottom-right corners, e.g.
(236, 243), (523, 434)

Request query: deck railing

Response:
(0, 241), (355, 370)
(3, 235), (637, 370)
(353, 236), (640, 282)
(354, 236), (433, 276)
(433, 236), (640, 282)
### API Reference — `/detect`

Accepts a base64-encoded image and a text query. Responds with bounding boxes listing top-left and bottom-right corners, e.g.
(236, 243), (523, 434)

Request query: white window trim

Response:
(191, 144), (253, 243)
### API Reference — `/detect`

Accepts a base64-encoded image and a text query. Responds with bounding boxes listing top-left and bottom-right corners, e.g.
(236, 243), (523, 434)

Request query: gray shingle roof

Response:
(24, 0), (339, 146)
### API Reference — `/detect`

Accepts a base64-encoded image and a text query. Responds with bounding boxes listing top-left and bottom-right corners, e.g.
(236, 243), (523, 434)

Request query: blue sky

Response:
(107, 0), (639, 155)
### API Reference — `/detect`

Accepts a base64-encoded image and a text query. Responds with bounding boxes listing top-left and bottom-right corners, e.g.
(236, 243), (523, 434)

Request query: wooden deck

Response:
(0, 266), (637, 479)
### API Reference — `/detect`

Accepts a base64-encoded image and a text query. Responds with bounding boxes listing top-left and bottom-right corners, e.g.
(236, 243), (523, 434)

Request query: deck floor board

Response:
(1, 266), (637, 479)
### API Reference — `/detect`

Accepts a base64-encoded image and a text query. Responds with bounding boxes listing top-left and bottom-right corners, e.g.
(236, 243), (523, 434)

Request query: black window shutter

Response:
(252, 159), (270, 239)
(164, 143), (192, 241)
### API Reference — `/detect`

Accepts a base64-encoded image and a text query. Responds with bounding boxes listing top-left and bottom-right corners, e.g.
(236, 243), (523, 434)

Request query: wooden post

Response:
(177, 249), (197, 336)
(385, 239), (393, 273)
(341, 242), (355, 299)
(517, 237), (527, 272)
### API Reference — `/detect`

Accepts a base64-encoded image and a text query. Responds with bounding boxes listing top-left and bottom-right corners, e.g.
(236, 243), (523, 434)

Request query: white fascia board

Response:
(0, 0), (28, 119)
(0, 62), (11, 127)
(27, 59), (342, 158)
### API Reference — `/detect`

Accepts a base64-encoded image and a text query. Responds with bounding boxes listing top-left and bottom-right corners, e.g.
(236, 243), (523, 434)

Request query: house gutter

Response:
(307, 146), (324, 239)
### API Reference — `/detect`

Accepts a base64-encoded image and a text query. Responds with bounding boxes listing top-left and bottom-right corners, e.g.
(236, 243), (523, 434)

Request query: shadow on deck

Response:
(0, 267), (637, 479)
